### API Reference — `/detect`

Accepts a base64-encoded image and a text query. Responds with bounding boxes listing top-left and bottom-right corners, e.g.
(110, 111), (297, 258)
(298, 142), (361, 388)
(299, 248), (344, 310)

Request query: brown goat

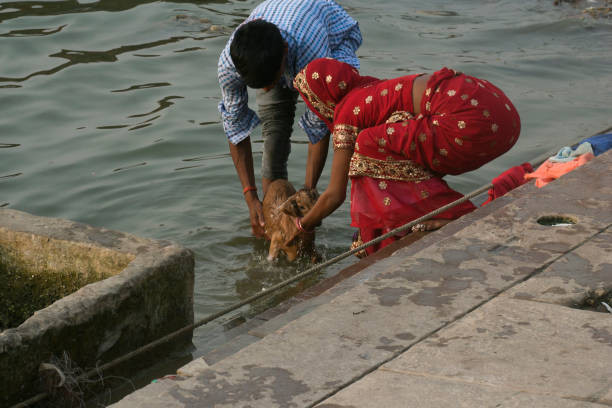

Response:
(263, 179), (319, 261)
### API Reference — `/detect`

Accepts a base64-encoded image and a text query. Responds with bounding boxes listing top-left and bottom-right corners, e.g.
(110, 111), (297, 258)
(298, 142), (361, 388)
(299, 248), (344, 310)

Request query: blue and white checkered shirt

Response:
(218, 0), (362, 145)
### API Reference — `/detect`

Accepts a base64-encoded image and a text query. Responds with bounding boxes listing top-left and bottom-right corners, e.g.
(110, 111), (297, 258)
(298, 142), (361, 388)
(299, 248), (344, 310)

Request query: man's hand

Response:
(245, 193), (266, 238)
(228, 138), (266, 238)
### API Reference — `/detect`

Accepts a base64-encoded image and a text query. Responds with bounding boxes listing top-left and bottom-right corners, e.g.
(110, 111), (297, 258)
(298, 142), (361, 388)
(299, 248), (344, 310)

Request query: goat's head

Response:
(278, 187), (319, 218)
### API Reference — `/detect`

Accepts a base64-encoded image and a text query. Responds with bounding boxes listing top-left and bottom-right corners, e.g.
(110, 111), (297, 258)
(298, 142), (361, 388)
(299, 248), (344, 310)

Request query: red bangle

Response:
(295, 217), (314, 233)
(243, 186), (257, 195)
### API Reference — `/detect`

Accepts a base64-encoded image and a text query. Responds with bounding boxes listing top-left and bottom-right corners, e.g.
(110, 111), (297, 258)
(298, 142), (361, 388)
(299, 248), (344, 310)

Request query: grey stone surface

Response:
(177, 358), (210, 377)
(0, 209), (195, 406)
(315, 369), (598, 408)
(202, 332), (262, 366)
(111, 150), (612, 407)
(506, 227), (612, 307)
(381, 297), (612, 404)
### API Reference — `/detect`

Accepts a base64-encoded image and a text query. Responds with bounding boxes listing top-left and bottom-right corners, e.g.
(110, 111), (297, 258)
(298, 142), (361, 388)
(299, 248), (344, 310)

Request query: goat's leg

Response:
(267, 233), (282, 261)
(284, 245), (298, 262)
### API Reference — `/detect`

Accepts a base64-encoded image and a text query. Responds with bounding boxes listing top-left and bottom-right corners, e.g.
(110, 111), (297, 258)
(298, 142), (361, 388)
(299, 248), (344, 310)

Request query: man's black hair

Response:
(230, 20), (285, 89)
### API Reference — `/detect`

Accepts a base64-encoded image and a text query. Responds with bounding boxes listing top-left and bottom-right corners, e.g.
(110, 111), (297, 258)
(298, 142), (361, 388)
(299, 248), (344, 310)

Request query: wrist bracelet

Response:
(243, 186), (257, 195)
(295, 217), (314, 233)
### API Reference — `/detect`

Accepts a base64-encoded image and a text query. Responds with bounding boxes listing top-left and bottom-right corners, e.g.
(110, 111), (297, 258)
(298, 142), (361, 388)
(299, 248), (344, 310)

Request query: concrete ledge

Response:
(0, 209), (195, 406)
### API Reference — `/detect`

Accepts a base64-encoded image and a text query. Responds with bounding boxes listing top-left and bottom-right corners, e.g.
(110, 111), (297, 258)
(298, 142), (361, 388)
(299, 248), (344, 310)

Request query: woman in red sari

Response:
(291, 58), (520, 256)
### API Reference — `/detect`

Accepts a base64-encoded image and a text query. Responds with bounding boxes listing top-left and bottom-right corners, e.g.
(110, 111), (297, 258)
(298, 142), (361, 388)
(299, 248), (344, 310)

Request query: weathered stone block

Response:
(0, 208), (194, 406)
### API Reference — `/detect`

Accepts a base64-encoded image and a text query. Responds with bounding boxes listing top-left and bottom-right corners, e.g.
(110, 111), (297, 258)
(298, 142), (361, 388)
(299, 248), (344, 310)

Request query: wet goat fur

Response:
(263, 179), (319, 261)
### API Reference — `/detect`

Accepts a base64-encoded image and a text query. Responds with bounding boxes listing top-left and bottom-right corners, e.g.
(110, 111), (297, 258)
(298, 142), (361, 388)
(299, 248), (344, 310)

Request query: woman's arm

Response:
(299, 148), (353, 231)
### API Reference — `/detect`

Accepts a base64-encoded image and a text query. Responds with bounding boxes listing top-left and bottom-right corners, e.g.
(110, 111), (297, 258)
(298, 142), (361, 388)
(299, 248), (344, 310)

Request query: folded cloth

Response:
(580, 132), (612, 156)
(525, 152), (595, 188)
(549, 142), (593, 163)
(481, 162), (534, 206)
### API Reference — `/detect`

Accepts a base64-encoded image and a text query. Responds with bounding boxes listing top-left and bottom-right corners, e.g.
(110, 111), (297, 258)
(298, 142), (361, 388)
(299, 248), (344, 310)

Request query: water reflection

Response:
(0, 0), (229, 23)
(128, 96), (184, 118)
(175, 151), (263, 171)
(129, 122), (153, 131)
(418, 10), (460, 17)
(418, 32), (462, 39)
(112, 162), (147, 173)
(0, 172), (23, 179)
(0, 24), (66, 37)
(174, 46), (205, 53)
(96, 124), (129, 129)
(0, 36), (190, 83)
(112, 83), (171, 92)
(95, 96), (178, 130)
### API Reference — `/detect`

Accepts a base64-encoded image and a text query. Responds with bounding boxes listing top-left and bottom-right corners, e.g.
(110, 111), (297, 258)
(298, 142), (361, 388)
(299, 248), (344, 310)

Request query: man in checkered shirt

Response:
(218, 0), (362, 238)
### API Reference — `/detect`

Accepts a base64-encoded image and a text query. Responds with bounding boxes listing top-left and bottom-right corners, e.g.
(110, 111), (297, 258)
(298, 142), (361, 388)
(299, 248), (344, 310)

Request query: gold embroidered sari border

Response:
(294, 70), (334, 122)
(349, 152), (433, 182)
(332, 123), (359, 150)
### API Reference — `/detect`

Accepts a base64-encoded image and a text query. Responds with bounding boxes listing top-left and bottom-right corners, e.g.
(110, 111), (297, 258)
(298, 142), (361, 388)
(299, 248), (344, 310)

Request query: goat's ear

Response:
(306, 188), (319, 202)
(279, 195), (301, 217)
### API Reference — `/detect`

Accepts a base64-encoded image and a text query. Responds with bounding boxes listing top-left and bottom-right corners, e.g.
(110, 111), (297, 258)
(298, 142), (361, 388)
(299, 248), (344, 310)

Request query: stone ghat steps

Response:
(111, 152), (612, 407)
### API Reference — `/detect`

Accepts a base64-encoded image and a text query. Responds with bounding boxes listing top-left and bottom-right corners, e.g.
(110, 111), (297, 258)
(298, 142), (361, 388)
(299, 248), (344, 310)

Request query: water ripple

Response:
(0, 0), (169, 23)
(174, 151), (263, 171)
(418, 10), (460, 17)
(418, 31), (463, 39)
(96, 125), (129, 130)
(0, 36), (190, 83)
(112, 162), (146, 173)
(174, 46), (205, 53)
(112, 82), (171, 93)
(0, 172), (22, 179)
(129, 123), (152, 131)
(0, 24), (66, 38)
(127, 96), (183, 118)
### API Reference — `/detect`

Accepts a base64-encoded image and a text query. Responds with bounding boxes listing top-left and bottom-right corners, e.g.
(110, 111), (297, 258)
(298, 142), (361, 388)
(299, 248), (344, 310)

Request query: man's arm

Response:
(229, 137), (265, 238)
(304, 133), (330, 190)
(219, 45), (267, 238)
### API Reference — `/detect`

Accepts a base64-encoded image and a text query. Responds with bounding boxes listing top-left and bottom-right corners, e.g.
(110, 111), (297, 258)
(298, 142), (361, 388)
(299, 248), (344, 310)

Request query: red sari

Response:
(294, 58), (521, 255)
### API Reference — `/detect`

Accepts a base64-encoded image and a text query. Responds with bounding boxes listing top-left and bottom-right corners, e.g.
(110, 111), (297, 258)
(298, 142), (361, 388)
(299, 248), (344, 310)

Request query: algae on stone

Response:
(0, 247), (110, 331)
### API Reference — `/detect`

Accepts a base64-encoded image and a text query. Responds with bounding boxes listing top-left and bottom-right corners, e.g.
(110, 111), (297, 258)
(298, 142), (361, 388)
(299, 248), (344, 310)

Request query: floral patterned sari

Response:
(294, 58), (520, 255)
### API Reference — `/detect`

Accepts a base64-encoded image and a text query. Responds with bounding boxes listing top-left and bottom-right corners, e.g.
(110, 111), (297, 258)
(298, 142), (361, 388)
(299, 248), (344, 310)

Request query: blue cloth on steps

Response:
(580, 132), (612, 156)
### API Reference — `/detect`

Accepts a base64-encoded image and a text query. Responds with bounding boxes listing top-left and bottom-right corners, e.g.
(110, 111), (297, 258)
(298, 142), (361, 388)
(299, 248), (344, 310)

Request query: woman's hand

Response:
(284, 216), (309, 247)
(299, 148), (353, 230)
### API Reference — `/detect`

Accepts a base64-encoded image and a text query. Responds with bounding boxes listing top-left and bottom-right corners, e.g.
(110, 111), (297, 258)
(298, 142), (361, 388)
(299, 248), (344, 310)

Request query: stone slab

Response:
(0, 208), (195, 406)
(315, 369), (598, 408)
(382, 297), (612, 405)
(506, 227), (612, 306)
(202, 332), (262, 366)
(176, 358), (210, 378)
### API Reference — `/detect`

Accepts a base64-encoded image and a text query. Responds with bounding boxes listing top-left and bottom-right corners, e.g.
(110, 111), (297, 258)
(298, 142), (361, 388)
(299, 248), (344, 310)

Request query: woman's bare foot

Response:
(411, 219), (451, 232)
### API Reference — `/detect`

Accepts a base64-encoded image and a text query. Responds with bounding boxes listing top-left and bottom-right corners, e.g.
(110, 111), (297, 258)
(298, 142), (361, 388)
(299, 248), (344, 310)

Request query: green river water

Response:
(1, 0), (611, 398)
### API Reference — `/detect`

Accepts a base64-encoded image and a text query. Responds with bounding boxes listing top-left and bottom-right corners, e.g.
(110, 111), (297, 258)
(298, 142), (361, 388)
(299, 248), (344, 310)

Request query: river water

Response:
(1, 0), (611, 377)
